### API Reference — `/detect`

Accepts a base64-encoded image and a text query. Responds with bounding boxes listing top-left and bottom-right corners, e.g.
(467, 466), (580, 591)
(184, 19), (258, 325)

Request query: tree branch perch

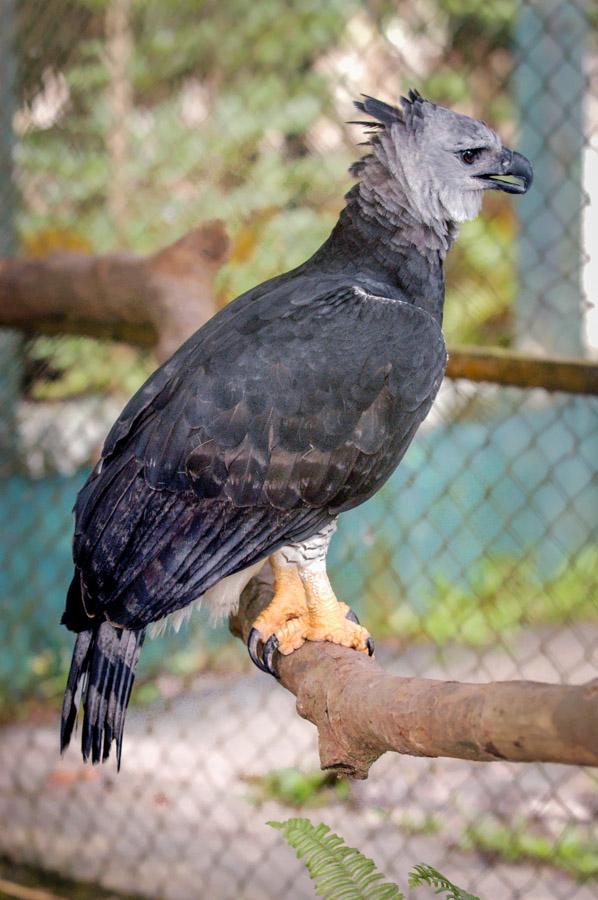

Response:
(230, 568), (598, 778)
(0, 220), (229, 361)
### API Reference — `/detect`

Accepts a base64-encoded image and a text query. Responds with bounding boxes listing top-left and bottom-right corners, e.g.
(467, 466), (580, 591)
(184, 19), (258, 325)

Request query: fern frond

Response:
(268, 818), (404, 899)
(408, 864), (479, 900)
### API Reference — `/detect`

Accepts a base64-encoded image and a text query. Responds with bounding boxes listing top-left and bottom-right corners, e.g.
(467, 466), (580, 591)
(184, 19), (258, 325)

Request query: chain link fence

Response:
(0, 1), (597, 898)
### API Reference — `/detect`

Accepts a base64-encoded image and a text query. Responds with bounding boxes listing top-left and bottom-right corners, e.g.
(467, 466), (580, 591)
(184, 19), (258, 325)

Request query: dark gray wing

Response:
(69, 281), (445, 630)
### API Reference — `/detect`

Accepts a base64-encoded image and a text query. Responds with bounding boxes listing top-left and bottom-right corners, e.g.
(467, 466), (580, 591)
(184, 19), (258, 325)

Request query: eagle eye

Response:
(460, 148), (483, 165)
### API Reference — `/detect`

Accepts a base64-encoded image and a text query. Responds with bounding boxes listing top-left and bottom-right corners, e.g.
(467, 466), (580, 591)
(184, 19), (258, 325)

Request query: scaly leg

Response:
(247, 521), (373, 676)
(247, 553), (307, 672)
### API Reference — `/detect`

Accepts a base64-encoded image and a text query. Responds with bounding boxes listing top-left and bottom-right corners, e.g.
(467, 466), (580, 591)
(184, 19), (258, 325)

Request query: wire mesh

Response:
(0, 2), (597, 898)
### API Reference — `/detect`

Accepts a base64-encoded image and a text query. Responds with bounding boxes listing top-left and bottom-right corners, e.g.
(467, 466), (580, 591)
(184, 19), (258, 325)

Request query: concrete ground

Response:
(1, 626), (597, 900)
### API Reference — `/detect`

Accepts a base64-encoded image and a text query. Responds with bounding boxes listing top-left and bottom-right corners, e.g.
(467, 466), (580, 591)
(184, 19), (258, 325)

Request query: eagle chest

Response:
(325, 329), (445, 515)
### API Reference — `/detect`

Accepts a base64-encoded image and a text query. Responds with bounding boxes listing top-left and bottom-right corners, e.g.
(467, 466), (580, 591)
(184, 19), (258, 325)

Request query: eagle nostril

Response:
(501, 148), (514, 174)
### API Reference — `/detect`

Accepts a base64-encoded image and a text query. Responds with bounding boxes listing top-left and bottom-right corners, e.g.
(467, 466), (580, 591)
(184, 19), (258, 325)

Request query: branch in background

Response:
(0, 221), (229, 361)
(230, 568), (598, 779)
(446, 344), (598, 396)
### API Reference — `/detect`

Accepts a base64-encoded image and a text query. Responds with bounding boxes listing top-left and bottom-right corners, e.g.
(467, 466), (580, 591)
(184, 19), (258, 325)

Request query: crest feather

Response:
(352, 94), (403, 128)
(349, 89), (433, 178)
(352, 89), (430, 134)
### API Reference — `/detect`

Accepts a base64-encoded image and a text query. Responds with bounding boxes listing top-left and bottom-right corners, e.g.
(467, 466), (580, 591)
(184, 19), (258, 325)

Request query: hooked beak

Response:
(476, 148), (533, 195)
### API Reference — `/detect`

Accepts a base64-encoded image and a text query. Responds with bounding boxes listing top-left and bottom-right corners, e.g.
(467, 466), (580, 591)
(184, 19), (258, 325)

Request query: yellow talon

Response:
(248, 551), (373, 671)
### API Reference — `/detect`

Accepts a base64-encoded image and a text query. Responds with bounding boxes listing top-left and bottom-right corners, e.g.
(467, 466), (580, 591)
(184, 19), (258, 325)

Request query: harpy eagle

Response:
(60, 90), (532, 765)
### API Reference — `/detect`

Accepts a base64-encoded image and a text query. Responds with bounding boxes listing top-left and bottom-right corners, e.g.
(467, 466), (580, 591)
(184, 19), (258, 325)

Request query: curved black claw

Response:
(247, 627), (270, 674)
(366, 636), (375, 657)
(262, 634), (281, 679)
(345, 607), (360, 625)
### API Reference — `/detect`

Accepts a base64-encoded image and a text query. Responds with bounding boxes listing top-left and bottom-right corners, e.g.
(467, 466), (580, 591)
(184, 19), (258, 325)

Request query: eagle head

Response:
(352, 90), (533, 231)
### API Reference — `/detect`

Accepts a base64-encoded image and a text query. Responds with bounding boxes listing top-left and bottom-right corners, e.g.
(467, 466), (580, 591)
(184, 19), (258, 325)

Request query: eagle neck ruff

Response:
(314, 185), (446, 324)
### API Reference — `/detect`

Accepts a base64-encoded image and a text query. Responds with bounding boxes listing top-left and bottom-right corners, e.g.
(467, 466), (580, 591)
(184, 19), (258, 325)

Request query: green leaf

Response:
(408, 864), (480, 900)
(268, 818), (404, 899)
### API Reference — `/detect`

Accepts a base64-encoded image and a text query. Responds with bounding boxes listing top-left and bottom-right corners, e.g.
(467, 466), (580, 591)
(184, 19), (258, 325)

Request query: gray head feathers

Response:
(348, 90), (509, 256)
(350, 90), (533, 253)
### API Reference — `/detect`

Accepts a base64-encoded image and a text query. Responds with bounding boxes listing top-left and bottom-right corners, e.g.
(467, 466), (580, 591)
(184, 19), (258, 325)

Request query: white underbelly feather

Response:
(147, 559), (266, 638)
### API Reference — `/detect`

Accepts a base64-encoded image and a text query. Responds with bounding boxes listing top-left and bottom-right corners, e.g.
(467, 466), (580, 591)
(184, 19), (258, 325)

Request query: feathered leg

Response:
(247, 520), (373, 676)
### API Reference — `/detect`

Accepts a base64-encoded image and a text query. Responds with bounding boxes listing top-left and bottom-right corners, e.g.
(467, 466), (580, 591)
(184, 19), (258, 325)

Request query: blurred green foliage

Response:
(244, 767), (351, 808)
(363, 546), (598, 646)
(17, 0), (354, 261)
(14, 0), (528, 397)
(26, 335), (154, 399)
(397, 814), (442, 837)
(462, 817), (598, 882)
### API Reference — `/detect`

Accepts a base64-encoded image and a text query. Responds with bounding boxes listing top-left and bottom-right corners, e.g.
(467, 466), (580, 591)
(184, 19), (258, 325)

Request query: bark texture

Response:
(0, 220), (229, 361)
(230, 568), (598, 779)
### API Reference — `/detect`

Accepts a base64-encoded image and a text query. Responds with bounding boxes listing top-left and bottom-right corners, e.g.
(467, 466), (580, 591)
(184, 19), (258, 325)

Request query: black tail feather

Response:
(60, 621), (145, 767)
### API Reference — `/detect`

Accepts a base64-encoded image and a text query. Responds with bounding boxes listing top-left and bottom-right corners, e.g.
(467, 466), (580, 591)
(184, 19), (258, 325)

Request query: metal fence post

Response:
(0, 0), (22, 474)
(514, 0), (587, 357)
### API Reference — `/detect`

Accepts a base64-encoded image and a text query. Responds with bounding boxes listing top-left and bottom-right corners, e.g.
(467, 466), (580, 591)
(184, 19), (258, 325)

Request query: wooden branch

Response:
(230, 569), (598, 779)
(0, 220), (229, 361)
(446, 344), (598, 396)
